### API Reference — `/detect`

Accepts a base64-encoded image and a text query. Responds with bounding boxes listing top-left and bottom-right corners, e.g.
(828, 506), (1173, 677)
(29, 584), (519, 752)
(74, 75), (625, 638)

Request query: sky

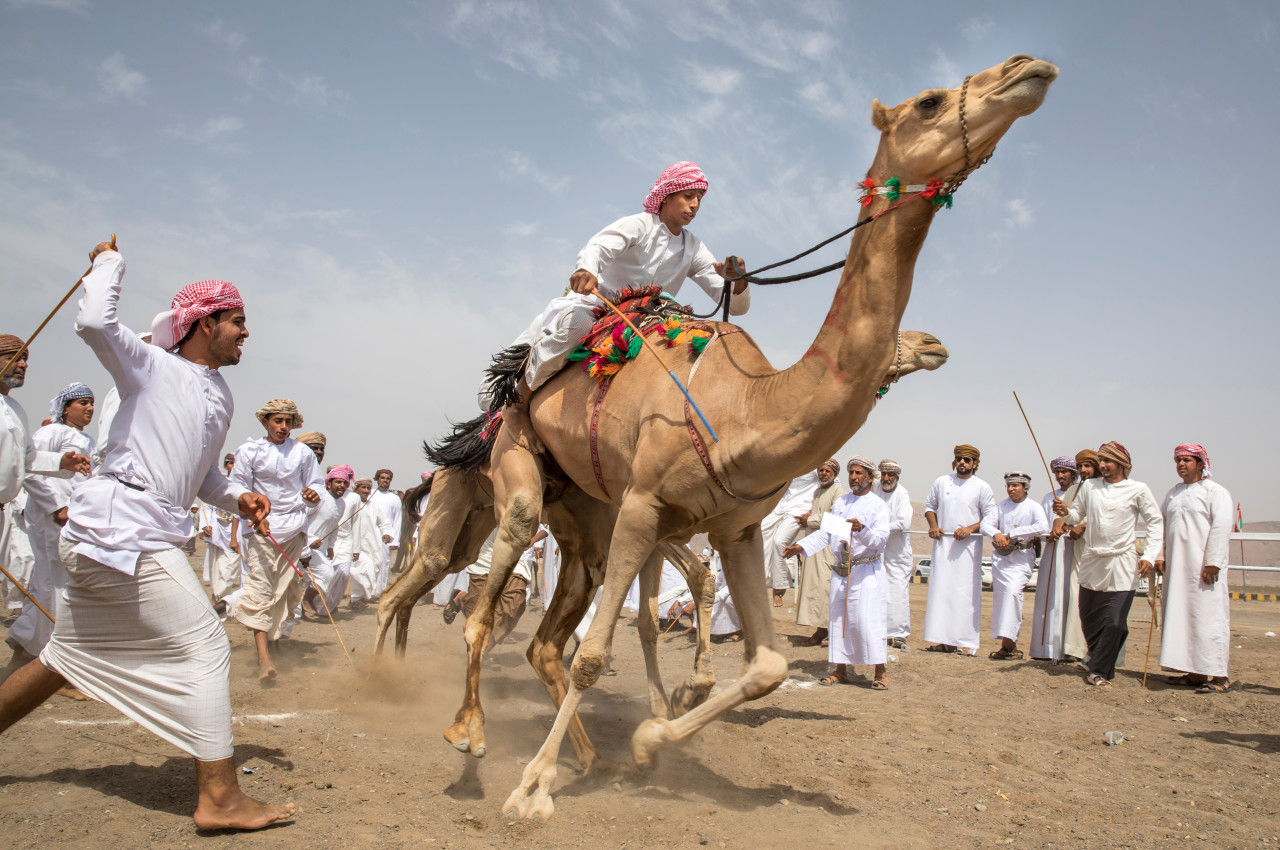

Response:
(2, 1), (1278, 520)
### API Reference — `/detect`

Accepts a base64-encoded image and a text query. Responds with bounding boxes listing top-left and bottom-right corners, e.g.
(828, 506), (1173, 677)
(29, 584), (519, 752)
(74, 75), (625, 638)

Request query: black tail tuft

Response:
(424, 414), (495, 471)
(480, 343), (530, 414)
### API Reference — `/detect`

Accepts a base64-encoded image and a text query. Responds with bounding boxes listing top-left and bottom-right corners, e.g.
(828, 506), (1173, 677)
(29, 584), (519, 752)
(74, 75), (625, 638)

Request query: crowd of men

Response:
(768, 442), (1235, 694)
(0, 161), (1243, 834)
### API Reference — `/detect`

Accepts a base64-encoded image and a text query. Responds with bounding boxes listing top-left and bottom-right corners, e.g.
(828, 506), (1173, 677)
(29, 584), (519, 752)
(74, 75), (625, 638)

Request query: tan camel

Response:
(473, 54), (1058, 821)
(373, 331), (947, 767)
(375, 465), (719, 768)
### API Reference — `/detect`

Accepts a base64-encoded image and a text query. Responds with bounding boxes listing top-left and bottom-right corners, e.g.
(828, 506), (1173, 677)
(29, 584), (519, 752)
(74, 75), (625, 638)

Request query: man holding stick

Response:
(1054, 441), (1163, 688)
(0, 242), (292, 829)
(784, 455), (890, 689)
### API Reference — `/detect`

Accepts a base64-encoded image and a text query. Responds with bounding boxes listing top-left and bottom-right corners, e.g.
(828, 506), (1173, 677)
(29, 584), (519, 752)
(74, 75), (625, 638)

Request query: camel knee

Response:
(740, 649), (788, 701)
(501, 494), (539, 544)
(569, 650), (609, 691)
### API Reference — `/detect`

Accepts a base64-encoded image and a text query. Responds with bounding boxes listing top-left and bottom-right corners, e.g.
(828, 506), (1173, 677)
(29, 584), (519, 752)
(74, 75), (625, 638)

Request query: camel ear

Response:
(871, 99), (892, 132)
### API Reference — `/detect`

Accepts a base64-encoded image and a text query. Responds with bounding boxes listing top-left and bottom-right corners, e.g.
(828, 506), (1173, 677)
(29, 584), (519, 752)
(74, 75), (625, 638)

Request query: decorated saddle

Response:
(565, 286), (719, 381)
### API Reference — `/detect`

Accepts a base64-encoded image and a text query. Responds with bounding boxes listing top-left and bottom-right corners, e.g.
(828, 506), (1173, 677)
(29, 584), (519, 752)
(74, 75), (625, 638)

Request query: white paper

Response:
(820, 512), (854, 538)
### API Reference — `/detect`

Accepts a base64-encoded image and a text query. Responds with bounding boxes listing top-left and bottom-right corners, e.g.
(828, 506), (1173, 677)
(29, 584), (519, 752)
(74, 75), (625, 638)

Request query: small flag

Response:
(1236, 502), (1244, 532)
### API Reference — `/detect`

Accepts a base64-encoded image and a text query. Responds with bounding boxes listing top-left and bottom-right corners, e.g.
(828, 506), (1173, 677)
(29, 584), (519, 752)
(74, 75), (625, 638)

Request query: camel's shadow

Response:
(0, 743), (292, 819)
(1180, 730), (1280, 753)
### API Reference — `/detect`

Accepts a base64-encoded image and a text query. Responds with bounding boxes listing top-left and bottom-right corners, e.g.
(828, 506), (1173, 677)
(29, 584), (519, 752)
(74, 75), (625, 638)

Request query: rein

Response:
(694, 74), (990, 321)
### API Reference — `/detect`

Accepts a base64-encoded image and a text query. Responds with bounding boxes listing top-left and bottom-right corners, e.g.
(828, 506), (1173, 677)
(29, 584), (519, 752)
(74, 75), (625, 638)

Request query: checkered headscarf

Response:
(642, 161), (708, 214)
(151, 279), (244, 350)
(49, 382), (93, 423)
(1173, 443), (1211, 478)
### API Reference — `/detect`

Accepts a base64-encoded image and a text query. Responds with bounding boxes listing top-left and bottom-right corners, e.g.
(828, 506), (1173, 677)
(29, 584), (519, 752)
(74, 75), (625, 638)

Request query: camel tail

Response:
(424, 414), (494, 472)
(480, 342), (530, 415)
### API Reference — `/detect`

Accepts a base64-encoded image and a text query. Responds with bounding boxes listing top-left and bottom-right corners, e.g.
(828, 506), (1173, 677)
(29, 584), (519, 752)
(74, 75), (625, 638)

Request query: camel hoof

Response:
(505, 808), (519, 824)
(631, 717), (669, 768)
(452, 739), (470, 753)
(472, 744), (486, 759)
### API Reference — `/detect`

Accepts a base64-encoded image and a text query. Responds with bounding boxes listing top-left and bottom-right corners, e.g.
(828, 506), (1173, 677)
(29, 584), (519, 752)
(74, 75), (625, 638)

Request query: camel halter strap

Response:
(874, 331), (903, 402)
(694, 74), (992, 320)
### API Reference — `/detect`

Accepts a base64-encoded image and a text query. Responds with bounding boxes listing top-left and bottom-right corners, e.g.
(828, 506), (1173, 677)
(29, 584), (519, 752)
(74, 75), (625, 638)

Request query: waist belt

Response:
(833, 552), (880, 577)
(995, 538), (1037, 555)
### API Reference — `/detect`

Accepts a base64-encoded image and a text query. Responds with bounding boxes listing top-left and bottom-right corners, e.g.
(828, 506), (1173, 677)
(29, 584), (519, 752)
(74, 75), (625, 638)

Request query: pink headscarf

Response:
(326, 464), (354, 483)
(1173, 443), (1212, 478)
(642, 161), (708, 214)
(151, 280), (244, 350)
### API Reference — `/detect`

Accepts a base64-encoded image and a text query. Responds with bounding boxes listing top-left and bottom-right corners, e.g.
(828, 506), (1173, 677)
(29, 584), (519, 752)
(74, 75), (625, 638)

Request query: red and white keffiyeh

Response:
(1173, 443), (1212, 478)
(642, 161), (709, 214)
(151, 280), (244, 350)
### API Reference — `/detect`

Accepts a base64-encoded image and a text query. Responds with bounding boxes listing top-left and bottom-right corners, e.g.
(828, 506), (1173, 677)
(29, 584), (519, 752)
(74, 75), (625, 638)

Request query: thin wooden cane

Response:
(264, 528), (356, 670)
(590, 288), (719, 441)
(0, 562), (54, 623)
(1013, 391), (1062, 650)
(0, 235), (114, 382)
(1142, 574), (1160, 687)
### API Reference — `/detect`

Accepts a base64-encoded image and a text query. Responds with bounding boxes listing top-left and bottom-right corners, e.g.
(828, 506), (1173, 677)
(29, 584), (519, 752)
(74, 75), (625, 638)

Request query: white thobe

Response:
(197, 499), (241, 602)
(798, 491), (890, 665)
(1065, 478), (1164, 592)
(625, 558), (685, 613)
(41, 249), (244, 761)
(922, 474), (997, 650)
(349, 496), (394, 601)
(986, 497), (1049, 642)
(228, 437), (322, 545)
(1, 489), (35, 610)
(705, 548), (740, 636)
(537, 528), (560, 609)
(762, 472), (819, 589)
(509, 212), (750, 394)
(11, 423), (94, 654)
(303, 488), (348, 614)
(875, 483), (913, 639)
(1029, 488), (1081, 660)
(369, 489), (402, 595)
(0, 393), (70, 505)
(1158, 479), (1233, 678)
(92, 386), (120, 468)
(61, 252), (246, 574)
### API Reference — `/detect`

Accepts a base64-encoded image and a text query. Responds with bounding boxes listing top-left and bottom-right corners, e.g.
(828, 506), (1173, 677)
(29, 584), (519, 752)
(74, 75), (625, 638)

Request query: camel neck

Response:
(740, 179), (938, 483)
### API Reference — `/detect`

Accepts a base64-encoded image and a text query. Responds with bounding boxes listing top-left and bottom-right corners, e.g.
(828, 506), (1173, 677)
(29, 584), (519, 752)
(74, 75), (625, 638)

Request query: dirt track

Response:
(1, 553), (1277, 849)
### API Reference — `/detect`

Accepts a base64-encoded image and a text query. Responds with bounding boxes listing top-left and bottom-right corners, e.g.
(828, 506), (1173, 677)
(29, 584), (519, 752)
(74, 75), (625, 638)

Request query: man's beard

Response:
(1, 373), (23, 389)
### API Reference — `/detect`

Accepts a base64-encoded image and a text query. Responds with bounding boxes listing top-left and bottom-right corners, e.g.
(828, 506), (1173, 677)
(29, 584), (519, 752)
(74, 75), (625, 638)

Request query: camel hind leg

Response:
(657, 542), (716, 718)
(372, 467), (491, 657)
(631, 523), (788, 768)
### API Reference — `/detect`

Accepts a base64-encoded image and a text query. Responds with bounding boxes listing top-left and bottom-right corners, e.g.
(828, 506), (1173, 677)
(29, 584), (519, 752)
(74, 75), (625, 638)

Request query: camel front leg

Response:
(631, 523), (788, 767)
(504, 501), (659, 822)
(659, 542), (716, 717)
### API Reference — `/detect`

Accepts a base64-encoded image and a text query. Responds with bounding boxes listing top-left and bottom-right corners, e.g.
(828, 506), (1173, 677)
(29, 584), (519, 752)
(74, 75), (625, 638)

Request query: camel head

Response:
(884, 330), (949, 384)
(869, 54), (1058, 186)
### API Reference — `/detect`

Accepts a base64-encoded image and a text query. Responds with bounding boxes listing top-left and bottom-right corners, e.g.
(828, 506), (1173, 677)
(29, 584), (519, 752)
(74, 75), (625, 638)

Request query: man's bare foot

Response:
(56, 685), (94, 701)
(258, 665), (277, 685)
(194, 790), (294, 831)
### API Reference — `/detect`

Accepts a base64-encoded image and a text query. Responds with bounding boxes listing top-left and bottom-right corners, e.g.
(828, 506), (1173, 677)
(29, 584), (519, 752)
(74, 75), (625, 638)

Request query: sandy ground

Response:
(1, 551), (1278, 849)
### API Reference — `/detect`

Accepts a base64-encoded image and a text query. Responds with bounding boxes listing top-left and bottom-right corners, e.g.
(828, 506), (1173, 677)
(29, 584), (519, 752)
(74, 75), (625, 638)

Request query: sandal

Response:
(924, 644), (954, 653)
(954, 648), (977, 657)
(1196, 680), (1231, 694)
(802, 630), (828, 647)
(989, 648), (1024, 660)
(870, 679), (889, 691)
(1165, 673), (1204, 688)
(1086, 673), (1112, 688)
(442, 603), (459, 625)
(818, 673), (846, 686)
(888, 637), (908, 650)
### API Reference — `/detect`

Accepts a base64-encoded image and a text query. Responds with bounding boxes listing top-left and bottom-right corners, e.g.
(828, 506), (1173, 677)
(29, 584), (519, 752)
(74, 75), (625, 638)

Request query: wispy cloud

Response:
(202, 20), (247, 52)
(961, 16), (993, 43)
(283, 73), (348, 109)
(686, 63), (743, 97)
(98, 53), (149, 102)
(504, 221), (539, 237)
(1004, 198), (1034, 229)
(502, 152), (570, 193)
(447, 0), (576, 78)
(6, 0), (87, 12)
(166, 115), (245, 152)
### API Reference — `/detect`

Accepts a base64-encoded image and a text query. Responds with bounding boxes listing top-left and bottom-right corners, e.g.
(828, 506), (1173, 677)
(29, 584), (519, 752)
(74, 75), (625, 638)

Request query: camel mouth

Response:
(988, 60), (1058, 111)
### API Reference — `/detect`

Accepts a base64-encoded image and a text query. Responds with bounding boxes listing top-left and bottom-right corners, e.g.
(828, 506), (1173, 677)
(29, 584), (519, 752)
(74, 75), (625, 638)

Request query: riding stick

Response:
(0, 234), (115, 382)
(590, 288), (719, 442)
(1013, 391), (1060, 649)
(1142, 574), (1159, 687)
(0, 562), (55, 624)
(264, 528), (356, 670)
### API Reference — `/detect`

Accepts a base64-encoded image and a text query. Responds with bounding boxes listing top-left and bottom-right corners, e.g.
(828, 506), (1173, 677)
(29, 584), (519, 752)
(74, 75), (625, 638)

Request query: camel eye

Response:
(918, 96), (939, 110)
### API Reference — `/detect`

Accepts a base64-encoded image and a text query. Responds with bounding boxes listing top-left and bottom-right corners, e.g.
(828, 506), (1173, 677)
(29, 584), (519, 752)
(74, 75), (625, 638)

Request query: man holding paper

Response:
(784, 455), (890, 689)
